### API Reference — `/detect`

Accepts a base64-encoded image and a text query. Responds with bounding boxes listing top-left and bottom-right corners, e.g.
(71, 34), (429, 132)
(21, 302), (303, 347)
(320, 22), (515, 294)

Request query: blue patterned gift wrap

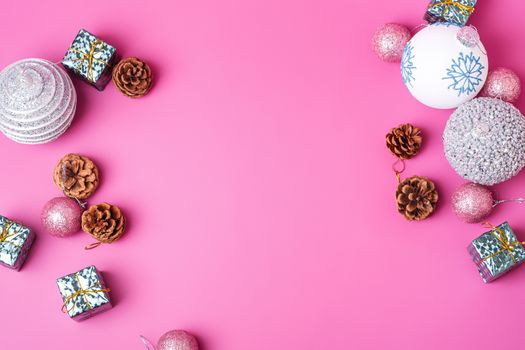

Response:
(468, 222), (525, 283)
(56, 265), (112, 321)
(62, 29), (118, 90)
(424, 0), (477, 26)
(0, 215), (35, 270)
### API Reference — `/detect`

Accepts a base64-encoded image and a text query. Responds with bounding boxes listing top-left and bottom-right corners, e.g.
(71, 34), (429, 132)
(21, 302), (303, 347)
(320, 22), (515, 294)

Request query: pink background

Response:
(1, 0), (525, 349)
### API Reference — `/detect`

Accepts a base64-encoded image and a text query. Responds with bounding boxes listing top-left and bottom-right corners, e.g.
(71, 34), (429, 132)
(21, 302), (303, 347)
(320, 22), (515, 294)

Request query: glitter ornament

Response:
(401, 23), (488, 109)
(372, 23), (411, 63)
(141, 330), (199, 350)
(41, 197), (82, 237)
(452, 183), (494, 223)
(0, 58), (76, 144)
(443, 97), (525, 185)
(480, 67), (521, 103)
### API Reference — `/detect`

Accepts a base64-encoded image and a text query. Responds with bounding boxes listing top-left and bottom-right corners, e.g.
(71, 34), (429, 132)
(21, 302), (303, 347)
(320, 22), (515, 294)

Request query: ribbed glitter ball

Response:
(157, 330), (199, 350)
(443, 97), (525, 185)
(452, 183), (494, 223)
(480, 67), (521, 103)
(0, 58), (76, 144)
(372, 23), (411, 62)
(41, 197), (82, 237)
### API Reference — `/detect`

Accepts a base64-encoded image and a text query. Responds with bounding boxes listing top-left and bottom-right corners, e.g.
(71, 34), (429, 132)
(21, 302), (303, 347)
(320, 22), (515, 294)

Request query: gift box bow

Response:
(64, 30), (115, 83)
(479, 223), (525, 267)
(428, 0), (476, 24)
(0, 218), (28, 251)
(58, 266), (110, 317)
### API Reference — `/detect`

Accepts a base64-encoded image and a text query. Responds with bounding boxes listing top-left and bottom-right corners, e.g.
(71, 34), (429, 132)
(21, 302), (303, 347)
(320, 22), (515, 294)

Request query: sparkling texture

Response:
(0, 215), (35, 270)
(56, 265), (112, 321)
(456, 25), (480, 48)
(0, 58), (76, 144)
(443, 97), (525, 185)
(157, 330), (199, 350)
(371, 23), (411, 63)
(480, 67), (521, 103)
(41, 197), (82, 237)
(468, 222), (525, 283)
(452, 183), (494, 223)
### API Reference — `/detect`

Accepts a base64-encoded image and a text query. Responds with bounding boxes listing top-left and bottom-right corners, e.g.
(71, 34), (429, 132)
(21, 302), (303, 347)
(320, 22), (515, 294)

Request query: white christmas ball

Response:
(0, 58), (76, 144)
(401, 24), (488, 109)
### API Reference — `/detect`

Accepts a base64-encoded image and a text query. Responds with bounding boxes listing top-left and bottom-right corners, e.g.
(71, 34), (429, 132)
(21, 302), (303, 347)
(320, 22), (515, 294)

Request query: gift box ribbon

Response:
(61, 272), (111, 314)
(0, 220), (22, 249)
(480, 222), (525, 266)
(430, 0), (475, 17)
(70, 39), (110, 83)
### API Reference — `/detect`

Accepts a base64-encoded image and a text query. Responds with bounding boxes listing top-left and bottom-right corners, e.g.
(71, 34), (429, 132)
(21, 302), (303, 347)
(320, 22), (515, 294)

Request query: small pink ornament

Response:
(141, 330), (199, 350)
(452, 183), (494, 223)
(480, 67), (521, 103)
(456, 25), (480, 48)
(41, 197), (82, 237)
(372, 23), (411, 62)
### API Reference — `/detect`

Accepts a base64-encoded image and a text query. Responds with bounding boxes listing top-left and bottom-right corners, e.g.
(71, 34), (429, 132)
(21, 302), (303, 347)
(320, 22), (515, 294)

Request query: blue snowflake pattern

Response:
(401, 42), (416, 87)
(443, 52), (485, 97)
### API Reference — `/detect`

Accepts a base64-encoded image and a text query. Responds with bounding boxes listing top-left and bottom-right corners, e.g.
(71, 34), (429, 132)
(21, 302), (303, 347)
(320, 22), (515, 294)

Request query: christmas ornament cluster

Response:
(375, 1), (525, 284)
(0, 29), (198, 348)
(0, 28), (153, 145)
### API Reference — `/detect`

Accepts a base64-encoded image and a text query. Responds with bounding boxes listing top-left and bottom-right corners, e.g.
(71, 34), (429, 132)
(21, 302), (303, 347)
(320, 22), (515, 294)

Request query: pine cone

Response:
(81, 203), (126, 244)
(396, 176), (438, 221)
(386, 124), (422, 160)
(112, 57), (152, 98)
(53, 154), (99, 200)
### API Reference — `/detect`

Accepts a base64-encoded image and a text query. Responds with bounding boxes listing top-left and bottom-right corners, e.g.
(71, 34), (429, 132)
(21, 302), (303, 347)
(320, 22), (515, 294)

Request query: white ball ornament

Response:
(401, 24), (488, 109)
(0, 58), (76, 144)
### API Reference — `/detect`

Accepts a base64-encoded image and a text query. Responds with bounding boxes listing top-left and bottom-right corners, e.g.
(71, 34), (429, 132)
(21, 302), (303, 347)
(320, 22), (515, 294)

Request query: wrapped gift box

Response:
(56, 265), (112, 320)
(0, 215), (35, 270)
(424, 0), (477, 27)
(468, 222), (525, 283)
(62, 29), (118, 90)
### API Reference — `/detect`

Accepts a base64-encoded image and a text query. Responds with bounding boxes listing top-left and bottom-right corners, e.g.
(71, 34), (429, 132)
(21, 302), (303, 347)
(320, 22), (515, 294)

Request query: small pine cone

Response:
(81, 203), (126, 244)
(396, 176), (438, 221)
(112, 57), (152, 98)
(386, 124), (422, 160)
(53, 154), (99, 200)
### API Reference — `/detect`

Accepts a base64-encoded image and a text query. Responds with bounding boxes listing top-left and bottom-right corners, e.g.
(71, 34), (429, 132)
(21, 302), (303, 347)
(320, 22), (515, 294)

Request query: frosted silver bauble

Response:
(0, 58), (76, 144)
(443, 97), (525, 185)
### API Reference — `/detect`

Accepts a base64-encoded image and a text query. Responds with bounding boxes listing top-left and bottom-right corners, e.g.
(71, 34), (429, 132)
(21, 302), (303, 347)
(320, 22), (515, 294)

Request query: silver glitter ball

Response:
(0, 58), (76, 144)
(443, 97), (525, 185)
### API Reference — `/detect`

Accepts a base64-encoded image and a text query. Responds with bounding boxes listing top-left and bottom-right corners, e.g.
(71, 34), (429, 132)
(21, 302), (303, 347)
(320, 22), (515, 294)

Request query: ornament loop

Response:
(392, 159), (405, 183)
(140, 335), (156, 350)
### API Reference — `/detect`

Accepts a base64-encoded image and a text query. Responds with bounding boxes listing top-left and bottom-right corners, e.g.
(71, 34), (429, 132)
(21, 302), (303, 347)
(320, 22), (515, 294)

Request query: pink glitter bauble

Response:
(452, 183), (494, 223)
(41, 197), (82, 237)
(480, 67), (521, 103)
(157, 330), (199, 350)
(372, 23), (411, 62)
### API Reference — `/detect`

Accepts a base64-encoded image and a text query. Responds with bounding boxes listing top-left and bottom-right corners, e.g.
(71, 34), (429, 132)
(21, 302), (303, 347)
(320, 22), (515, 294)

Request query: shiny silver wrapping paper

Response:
(0, 215), (35, 270)
(56, 265), (112, 321)
(468, 222), (525, 283)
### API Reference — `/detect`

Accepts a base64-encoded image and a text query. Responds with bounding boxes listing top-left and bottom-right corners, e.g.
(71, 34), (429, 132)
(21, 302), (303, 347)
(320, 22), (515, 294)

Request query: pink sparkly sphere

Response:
(41, 197), (82, 237)
(480, 67), (521, 103)
(372, 23), (411, 62)
(452, 183), (494, 223)
(157, 330), (199, 350)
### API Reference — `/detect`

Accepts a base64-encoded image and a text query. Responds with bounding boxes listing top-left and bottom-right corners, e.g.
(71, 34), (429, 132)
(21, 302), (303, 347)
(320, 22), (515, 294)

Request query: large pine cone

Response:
(53, 154), (99, 200)
(396, 176), (438, 221)
(112, 57), (152, 98)
(386, 124), (422, 160)
(81, 203), (126, 244)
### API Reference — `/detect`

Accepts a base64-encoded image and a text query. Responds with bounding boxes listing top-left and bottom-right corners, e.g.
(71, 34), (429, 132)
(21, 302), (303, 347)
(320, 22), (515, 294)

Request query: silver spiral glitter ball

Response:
(0, 58), (76, 144)
(443, 97), (525, 185)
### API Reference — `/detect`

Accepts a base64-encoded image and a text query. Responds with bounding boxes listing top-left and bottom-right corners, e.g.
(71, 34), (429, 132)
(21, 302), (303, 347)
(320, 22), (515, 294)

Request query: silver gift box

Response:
(468, 222), (525, 283)
(56, 265), (112, 321)
(62, 29), (117, 90)
(0, 215), (35, 270)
